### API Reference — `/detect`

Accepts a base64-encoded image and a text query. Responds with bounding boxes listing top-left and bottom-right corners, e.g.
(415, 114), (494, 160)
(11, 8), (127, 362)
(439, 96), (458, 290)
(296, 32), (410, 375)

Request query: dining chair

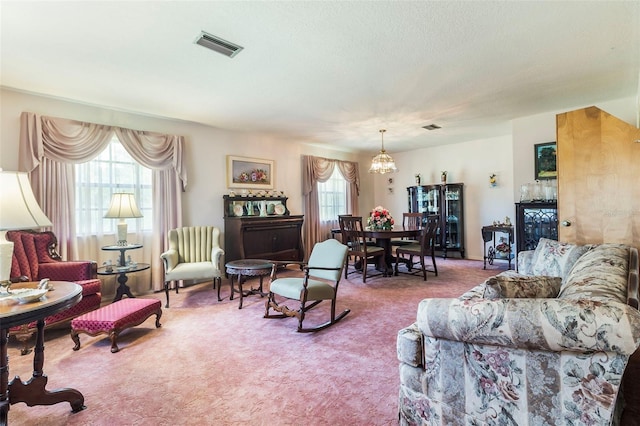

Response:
(264, 238), (350, 332)
(394, 215), (440, 280)
(339, 216), (385, 282)
(391, 212), (425, 247)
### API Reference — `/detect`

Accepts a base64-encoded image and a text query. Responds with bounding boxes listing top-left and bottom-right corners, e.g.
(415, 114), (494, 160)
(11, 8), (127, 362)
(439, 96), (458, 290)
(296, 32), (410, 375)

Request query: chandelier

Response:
(368, 129), (398, 174)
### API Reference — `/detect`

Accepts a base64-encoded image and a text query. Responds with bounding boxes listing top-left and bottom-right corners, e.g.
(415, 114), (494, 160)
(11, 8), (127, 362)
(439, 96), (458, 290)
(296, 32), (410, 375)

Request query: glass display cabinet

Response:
(514, 202), (558, 253)
(407, 183), (465, 258)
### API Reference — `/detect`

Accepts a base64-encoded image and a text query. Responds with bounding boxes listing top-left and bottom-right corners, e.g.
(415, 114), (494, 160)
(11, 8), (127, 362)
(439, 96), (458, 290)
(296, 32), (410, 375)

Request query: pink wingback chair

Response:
(6, 230), (102, 355)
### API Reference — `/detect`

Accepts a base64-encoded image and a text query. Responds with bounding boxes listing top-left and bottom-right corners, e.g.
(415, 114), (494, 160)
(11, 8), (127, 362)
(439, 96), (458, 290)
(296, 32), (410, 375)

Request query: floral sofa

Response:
(397, 239), (640, 425)
(6, 229), (102, 355)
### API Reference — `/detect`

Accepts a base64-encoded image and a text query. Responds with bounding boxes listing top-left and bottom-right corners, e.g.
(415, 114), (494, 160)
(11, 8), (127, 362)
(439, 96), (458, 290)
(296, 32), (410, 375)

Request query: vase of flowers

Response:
(367, 206), (394, 230)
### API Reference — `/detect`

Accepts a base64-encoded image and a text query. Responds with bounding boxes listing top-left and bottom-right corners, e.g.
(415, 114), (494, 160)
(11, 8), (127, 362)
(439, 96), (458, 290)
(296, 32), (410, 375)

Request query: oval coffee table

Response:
(225, 259), (273, 309)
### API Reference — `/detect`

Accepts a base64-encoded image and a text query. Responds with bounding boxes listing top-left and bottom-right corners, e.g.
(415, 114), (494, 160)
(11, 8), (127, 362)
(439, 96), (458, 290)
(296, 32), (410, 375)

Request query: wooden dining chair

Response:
(391, 212), (425, 247)
(394, 215), (440, 280)
(339, 216), (385, 283)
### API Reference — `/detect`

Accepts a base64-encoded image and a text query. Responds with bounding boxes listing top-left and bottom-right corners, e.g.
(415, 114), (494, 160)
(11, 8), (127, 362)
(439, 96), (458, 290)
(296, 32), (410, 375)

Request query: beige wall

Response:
(1, 88), (637, 261)
(0, 88), (363, 238)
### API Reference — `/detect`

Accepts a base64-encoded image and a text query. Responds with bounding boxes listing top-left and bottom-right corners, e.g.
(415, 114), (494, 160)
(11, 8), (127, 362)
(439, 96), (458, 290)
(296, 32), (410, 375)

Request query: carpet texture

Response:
(5, 259), (505, 425)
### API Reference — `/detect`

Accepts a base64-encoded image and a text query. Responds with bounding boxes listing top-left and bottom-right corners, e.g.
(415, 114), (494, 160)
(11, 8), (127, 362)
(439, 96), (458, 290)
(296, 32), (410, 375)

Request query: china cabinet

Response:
(407, 183), (465, 258)
(223, 195), (304, 265)
(514, 202), (558, 252)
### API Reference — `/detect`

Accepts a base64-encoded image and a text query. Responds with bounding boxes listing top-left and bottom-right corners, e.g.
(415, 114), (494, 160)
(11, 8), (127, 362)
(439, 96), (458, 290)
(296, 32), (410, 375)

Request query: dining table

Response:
(362, 228), (422, 276)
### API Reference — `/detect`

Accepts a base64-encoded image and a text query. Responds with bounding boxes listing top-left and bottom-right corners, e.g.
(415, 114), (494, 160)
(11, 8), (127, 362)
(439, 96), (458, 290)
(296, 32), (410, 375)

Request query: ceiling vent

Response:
(195, 31), (243, 58)
(422, 124), (441, 131)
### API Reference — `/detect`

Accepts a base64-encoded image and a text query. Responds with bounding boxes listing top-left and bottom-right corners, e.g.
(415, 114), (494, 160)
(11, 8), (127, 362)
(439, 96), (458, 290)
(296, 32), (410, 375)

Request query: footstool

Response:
(70, 298), (162, 353)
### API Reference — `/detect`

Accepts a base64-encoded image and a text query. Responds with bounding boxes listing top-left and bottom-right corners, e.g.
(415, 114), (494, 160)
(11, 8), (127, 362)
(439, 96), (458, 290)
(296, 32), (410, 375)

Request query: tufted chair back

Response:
(170, 226), (220, 264)
(7, 229), (96, 281)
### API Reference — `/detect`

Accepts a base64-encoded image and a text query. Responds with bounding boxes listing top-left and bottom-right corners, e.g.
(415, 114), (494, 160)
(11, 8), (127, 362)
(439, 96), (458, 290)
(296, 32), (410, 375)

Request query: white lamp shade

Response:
(0, 171), (52, 230)
(104, 193), (143, 219)
(0, 171), (52, 284)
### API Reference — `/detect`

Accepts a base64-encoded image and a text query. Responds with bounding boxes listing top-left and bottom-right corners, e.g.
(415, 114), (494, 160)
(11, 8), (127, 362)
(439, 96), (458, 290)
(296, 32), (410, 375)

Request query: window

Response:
(317, 168), (347, 222)
(75, 136), (152, 236)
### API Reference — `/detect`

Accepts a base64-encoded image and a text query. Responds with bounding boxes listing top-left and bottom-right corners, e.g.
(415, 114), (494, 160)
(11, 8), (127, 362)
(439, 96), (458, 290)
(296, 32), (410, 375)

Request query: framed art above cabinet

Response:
(534, 142), (557, 180)
(226, 155), (274, 190)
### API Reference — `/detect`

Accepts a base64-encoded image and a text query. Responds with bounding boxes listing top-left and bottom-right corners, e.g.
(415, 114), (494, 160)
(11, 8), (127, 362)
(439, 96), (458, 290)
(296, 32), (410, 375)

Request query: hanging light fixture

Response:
(368, 129), (398, 174)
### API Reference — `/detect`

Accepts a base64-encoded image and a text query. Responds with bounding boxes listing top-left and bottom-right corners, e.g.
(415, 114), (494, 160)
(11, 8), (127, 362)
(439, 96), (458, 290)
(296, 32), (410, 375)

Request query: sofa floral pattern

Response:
(397, 243), (640, 425)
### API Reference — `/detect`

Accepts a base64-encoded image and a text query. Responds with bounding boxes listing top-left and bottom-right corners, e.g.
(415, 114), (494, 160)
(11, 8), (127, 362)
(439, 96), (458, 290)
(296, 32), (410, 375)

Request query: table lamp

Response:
(104, 193), (143, 246)
(0, 171), (53, 286)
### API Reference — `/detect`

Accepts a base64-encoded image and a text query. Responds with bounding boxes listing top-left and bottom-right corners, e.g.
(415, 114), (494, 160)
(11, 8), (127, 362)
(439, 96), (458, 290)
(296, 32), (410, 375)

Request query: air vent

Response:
(422, 124), (441, 131)
(195, 31), (243, 58)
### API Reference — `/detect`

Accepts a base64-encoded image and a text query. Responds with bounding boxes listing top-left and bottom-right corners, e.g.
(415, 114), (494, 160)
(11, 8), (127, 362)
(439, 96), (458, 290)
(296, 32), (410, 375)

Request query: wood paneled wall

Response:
(557, 106), (640, 246)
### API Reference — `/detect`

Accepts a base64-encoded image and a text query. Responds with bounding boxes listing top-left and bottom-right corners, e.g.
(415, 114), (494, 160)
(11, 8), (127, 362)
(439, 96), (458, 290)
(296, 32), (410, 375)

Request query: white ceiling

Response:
(1, 1), (639, 154)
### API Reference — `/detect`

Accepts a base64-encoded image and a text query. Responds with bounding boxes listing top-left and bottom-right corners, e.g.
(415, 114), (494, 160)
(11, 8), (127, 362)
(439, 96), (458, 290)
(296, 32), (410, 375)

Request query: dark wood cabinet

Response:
(407, 183), (465, 258)
(515, 202), (558, 252)
(223, 195), (304, 264)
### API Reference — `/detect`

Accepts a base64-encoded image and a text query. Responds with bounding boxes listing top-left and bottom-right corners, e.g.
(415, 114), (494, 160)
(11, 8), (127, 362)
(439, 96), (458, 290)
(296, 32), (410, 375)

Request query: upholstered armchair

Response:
(160, 226), (224, 308)
(6, 229), (102, 355)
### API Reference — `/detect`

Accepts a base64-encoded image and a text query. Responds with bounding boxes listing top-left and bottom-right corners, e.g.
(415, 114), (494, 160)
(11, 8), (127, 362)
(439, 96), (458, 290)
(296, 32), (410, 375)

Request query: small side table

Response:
(225, 259), (273, 309)
(482, 225), (514, 270)
(97, 263), (150, 302)
(101, 244), (148, 302)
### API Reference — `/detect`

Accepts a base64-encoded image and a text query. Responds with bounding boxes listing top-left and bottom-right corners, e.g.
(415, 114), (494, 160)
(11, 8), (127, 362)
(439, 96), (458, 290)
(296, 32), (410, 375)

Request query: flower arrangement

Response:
(237, 169), (269, 183)
(367, 206), (394, 230)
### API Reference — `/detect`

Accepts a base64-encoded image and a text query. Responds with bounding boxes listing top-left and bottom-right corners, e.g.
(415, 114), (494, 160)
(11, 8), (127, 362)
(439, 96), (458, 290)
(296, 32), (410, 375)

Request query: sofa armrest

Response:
(38, 260), (97, 281)
(417, 297), (640, 355)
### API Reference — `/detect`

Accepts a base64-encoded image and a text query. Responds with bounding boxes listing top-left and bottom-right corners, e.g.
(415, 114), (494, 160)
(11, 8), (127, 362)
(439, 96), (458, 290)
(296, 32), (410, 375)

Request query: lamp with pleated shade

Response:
(104, 193), (143, 246)
(0, 171), (53, 285)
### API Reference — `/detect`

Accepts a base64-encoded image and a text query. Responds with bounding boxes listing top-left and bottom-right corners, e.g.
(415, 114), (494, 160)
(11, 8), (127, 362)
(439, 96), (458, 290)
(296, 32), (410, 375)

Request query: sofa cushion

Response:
(9, 233), (35, 279)
(483, 273), (562, 299)
(33, 232), (55, 263)
(530, 238), (591, 279)
(559, 244), (629, 304)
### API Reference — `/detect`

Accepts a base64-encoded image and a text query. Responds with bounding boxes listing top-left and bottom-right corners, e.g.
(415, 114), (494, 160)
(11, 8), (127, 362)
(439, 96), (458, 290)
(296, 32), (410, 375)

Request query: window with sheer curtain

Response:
(75, 136), (152, 236)
(317, 168), (348, 222)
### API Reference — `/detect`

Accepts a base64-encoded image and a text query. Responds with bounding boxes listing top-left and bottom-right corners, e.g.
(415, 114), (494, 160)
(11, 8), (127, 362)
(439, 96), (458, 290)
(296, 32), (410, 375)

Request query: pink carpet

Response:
(6, 258), (502, 425)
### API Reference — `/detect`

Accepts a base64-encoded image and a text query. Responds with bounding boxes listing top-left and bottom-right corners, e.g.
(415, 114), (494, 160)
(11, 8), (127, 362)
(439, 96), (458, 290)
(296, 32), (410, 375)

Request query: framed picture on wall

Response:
(226, 156), (275, 189)
(534, 142), (557, 180)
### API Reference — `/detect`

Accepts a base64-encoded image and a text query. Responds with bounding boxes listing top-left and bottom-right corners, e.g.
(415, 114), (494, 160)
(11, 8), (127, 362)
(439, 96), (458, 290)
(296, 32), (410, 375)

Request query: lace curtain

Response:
(302, 155), (359, 259)
(19, 112), (186, 291)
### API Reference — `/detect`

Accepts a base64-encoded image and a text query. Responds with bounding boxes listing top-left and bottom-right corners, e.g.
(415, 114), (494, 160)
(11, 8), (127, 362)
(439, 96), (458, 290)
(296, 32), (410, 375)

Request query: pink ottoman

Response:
(71, 298), (162, 353)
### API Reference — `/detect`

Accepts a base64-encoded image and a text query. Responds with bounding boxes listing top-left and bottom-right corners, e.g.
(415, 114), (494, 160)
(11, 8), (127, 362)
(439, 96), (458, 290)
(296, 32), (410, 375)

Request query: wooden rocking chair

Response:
(264, 239), (349, 332)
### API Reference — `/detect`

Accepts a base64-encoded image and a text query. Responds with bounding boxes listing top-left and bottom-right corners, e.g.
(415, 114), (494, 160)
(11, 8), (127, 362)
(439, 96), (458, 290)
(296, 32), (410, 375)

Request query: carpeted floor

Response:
(6, 259), (503, 425)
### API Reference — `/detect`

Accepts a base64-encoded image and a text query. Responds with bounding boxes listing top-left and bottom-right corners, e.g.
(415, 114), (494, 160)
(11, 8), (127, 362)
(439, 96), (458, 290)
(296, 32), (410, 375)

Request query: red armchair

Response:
(6, 230), (102, 355)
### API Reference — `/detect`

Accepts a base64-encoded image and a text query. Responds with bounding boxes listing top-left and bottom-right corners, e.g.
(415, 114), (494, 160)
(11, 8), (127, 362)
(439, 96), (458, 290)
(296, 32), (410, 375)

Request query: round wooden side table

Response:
(225, 259), (273, 309)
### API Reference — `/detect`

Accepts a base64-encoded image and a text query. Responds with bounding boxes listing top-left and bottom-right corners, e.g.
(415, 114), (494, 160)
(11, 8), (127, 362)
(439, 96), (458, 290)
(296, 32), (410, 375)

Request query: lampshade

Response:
(0, 171), (53, 284)
(368, 129), (398, 174)
(104, 193), (143, 246)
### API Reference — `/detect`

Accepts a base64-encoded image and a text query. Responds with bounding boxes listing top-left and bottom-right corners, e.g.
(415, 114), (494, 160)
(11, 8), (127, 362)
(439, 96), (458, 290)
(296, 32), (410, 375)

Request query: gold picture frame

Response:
(226, 156), (275, 190)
